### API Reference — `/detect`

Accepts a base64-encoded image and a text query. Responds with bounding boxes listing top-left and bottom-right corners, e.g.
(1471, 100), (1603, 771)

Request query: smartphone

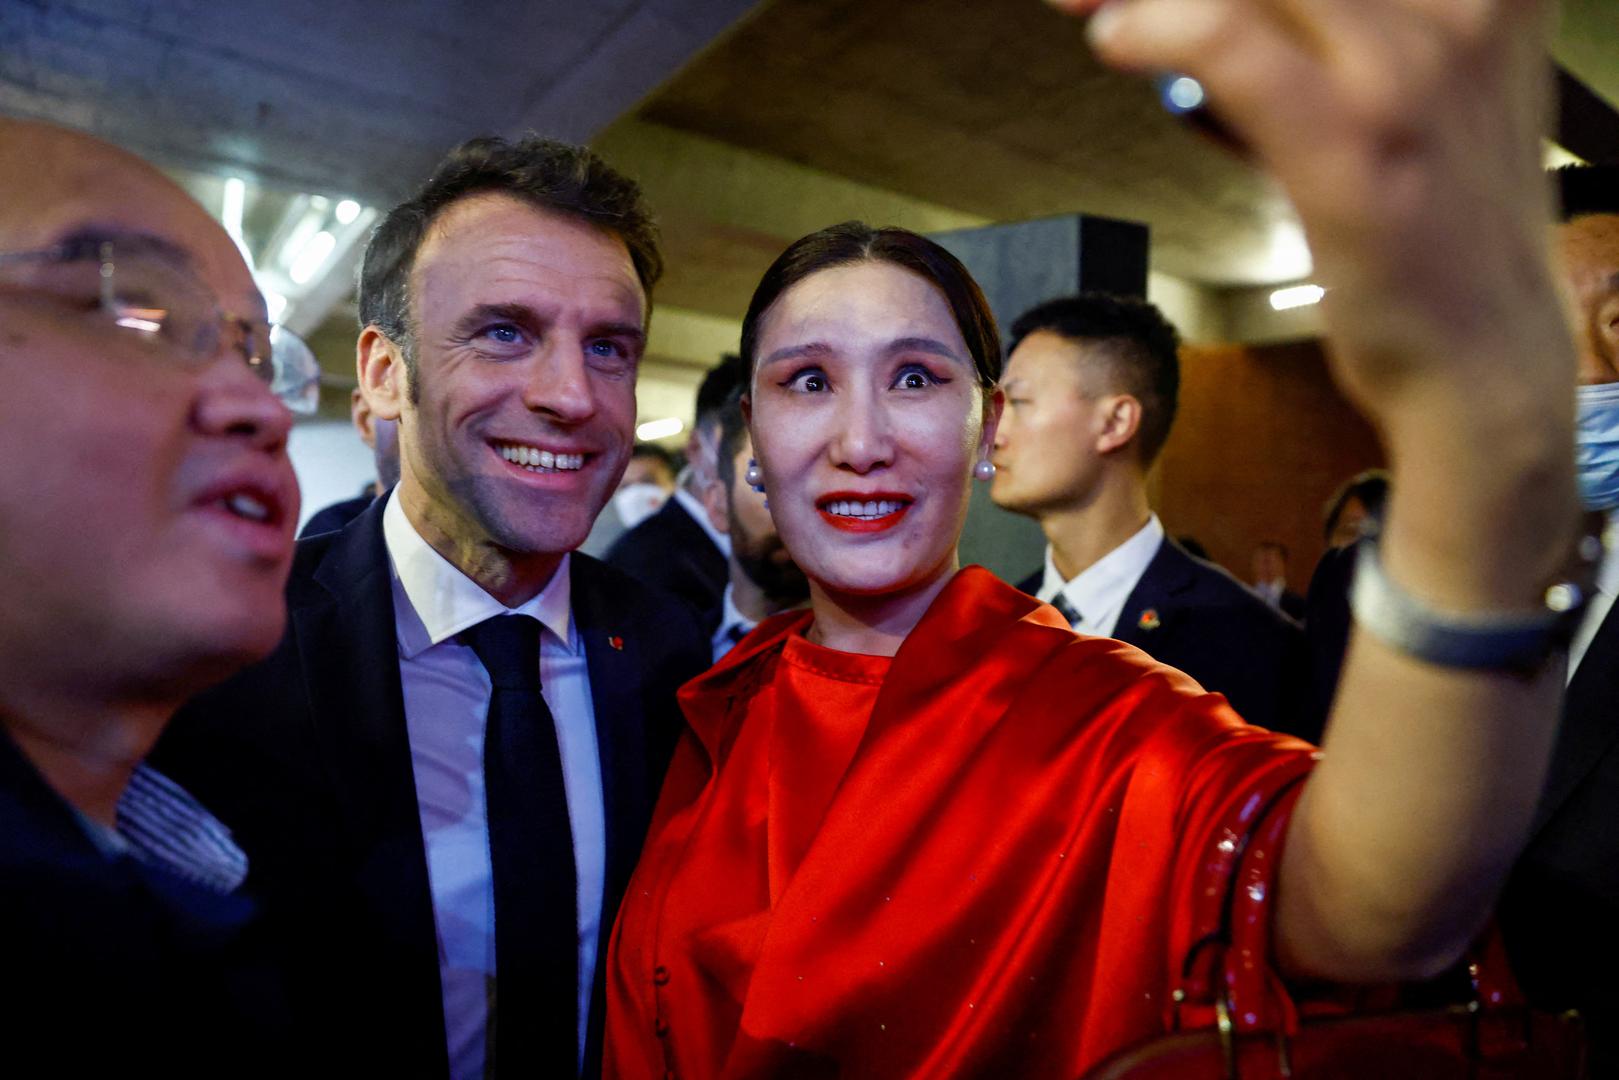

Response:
(1154, 73), (1249, 157)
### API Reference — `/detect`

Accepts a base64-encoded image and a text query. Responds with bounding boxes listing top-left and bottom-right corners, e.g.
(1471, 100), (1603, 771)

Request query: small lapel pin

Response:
(1137, 609), (1161, 632)
(608, 635), (624, 651)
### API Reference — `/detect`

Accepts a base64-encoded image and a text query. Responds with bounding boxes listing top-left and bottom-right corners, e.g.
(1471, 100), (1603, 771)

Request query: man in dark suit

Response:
(604, 355), (742, 611)
(990, 293), (1301, 733)
(1497, 163), (1619, 1076)
(0, 118), (307, 1074)
(157, 134), (710, 1079)
(1250, 540), (1307, 620)
(298, 386), (401, 537)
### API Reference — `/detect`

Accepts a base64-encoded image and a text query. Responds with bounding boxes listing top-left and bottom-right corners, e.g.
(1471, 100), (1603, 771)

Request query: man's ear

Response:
(978, 385), (1005, 460)
(1095, 394), (1143, 456)
(349, 386), (378, 448)
(357, 327), (406, 423)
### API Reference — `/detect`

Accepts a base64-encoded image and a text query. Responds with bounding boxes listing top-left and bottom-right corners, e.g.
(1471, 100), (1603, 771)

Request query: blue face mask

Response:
(1575, 382), (1619, 511)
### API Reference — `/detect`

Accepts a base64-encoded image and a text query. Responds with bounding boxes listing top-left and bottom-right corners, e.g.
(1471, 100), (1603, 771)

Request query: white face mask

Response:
(1576, 382), (1619, 511)
(612, 483), (669, 530)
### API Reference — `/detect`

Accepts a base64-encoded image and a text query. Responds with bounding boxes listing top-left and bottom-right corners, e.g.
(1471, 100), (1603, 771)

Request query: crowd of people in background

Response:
(3, 0), (1619, 1076)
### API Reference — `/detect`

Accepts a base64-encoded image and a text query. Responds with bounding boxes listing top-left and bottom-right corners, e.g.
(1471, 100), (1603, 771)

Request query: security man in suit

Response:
(605, 354), (743, 611)
(989, 293), (1301, 734)
(157, 134), (710, 1079)
(1498, 163), (1619, 1076)
(0, 118), (312, 1074)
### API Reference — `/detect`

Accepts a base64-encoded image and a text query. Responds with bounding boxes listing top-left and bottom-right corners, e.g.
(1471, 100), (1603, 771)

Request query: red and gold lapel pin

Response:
(1137, 609), (1161, 632)
(608, 635), (625, 651)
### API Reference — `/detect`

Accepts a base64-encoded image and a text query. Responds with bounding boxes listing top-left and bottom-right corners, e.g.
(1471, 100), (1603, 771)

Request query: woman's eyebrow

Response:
(886, 336), (965, 363)
(761, 341), (834, 366)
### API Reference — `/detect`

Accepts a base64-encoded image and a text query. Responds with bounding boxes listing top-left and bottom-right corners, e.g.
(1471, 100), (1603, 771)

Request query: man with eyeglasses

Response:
(0, 118), (319, 1073)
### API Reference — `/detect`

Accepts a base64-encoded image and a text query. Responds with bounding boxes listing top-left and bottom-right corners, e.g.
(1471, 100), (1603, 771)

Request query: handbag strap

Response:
(1175, 773), (1310, 1038)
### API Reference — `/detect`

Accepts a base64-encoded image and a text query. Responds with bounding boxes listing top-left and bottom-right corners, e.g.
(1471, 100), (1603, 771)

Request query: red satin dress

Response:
(606, 567), (1315, 1078)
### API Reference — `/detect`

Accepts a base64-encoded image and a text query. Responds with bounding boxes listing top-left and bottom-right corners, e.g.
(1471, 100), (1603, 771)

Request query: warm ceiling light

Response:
(1269, 284), (1325, 311)
(335, 199), (362, 225)
(636, 417), (685, 441)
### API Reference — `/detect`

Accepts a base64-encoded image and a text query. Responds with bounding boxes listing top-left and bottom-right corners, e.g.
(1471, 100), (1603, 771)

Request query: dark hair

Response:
(1008, 293), (1182, 466)
(713, 385), (750, 491)
(1555, 164), (1619, 222)
(695, 354), (746, 432)
(1323, 468), (1390, 542)
(738, 222), (1001, 390)
(357, 134), (661, 393)
(630, 441), (677, 471)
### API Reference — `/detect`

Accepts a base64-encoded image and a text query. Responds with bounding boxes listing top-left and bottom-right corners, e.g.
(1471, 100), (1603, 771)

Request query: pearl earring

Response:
(973, 460), (996, 481)
(745, 458), (765, 493)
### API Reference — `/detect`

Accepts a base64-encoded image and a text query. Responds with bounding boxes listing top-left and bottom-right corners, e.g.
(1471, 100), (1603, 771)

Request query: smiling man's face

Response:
(0, 119), (298, 700)
(381, 192), (646, 587)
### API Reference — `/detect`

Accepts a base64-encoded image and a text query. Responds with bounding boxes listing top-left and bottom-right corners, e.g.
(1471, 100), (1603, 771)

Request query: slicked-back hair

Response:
(739, 222), (1002, 391)
(1008, 293), (1182, 467)
(357, 134), (661, 393)
(1556, 164), (1619, 222)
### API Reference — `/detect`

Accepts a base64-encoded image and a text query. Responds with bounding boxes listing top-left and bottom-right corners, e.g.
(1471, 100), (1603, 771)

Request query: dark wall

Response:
(931, 213), (1150, 583)
(1155, 340), (1385, 592)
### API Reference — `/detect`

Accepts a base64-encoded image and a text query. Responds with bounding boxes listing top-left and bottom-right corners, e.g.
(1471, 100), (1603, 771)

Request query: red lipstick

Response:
(815, 491), (912, 533)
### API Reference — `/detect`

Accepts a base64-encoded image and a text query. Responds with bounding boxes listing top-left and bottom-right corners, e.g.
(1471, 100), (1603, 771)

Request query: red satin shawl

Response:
(606, 567), (1316, 1078)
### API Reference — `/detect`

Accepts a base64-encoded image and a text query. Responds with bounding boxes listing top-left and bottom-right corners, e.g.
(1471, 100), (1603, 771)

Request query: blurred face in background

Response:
(725, 431), (807, 604)
(1556, 212), (1619, 386)
(747, 259), (991, 603)
(0, 120), (298, 701)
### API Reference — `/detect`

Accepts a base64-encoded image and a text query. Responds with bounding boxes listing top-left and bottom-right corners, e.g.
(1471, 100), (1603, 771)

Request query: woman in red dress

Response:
(606, 0), (1580, 1074)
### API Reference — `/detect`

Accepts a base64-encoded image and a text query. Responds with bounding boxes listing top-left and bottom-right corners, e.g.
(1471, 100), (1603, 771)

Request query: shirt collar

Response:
(1596, 518), (1619, 598)
(671, 486), (732, 558)
(1041, 514), (1165, 613)
(382, 489), (574, 659)
(715, 582), (755, 638)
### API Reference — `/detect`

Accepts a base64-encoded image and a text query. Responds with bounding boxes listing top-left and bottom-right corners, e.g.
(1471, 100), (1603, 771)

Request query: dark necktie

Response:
(1051, 593), (1083, 628)
(462, 615), (578, 1077)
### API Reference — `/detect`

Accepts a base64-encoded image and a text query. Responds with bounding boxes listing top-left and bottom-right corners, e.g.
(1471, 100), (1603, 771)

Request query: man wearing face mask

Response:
(606, 355), (742, 611)
(1497, 162), (1619, 1075)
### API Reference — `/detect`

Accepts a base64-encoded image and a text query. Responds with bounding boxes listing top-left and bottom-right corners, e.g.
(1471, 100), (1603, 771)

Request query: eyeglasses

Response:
(0, 236), (321, 414)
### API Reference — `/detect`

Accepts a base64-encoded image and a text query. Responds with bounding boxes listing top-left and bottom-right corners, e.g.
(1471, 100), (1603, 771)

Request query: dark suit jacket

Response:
(605, 496), (727, 614)
(297, 488), (374, 538)
(1018, 537), (1304, 735)
(0, 732), (291, 1077)
(1499, 601), (1619, 1075)
(154, 497), (710, 1077)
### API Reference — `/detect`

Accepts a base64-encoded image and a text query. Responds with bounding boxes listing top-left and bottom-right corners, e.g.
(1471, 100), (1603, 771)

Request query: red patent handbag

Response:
(1083, 777), (1586, 1079)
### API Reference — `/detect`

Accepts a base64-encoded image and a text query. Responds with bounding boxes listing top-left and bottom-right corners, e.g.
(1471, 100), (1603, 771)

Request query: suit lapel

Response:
(296, 500), (444, 1029)
(1533, 602), (1619, 835)
(569, 557), (649, 904)
(1114, 538), (1194, 649)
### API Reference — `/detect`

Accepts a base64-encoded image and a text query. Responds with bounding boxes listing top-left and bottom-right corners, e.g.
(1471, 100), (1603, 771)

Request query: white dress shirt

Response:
(383, 493), (605, 1079)
(1037, 514), (1166, 637)
(710, 582), (758, 662)
(1569, 520), (1619, 680)
(671, 486), (731, 559)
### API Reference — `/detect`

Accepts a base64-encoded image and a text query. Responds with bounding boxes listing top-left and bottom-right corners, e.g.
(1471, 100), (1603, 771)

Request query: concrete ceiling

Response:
(628, 0), (1301, 295)
(3, 0), (1615, 432)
